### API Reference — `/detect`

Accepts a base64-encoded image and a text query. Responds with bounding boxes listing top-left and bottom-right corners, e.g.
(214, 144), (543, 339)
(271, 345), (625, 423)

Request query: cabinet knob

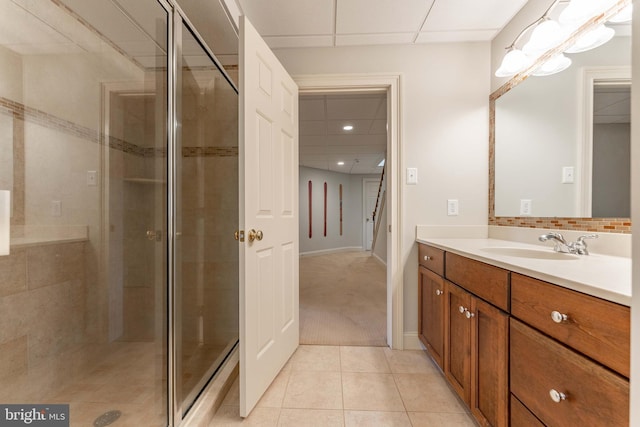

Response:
(465, 310), (475, 319)
(549, 389), (567, 403)
(459, 305), (466, 314)
(423, 255), (432, 261)
(435, 289), (443, 296)
(551, 310), (569, 323)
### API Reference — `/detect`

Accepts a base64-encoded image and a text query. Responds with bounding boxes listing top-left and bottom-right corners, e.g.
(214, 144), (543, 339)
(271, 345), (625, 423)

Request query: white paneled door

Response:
(239, 16), (299, 417)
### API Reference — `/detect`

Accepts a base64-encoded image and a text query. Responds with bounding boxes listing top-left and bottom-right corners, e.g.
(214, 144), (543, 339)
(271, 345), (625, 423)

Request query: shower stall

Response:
(0, 0), (239, 425)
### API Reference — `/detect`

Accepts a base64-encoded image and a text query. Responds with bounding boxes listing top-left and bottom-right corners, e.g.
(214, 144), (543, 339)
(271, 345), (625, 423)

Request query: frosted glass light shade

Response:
(565, 24), (615, 53)
(532, 54), (572, 76)
(0, 190), (9, 256)
(609, 4), (632, 23)
(495, 49), (533, 77)
(559, 0), (617, 25)
(522, 20), (565, 56)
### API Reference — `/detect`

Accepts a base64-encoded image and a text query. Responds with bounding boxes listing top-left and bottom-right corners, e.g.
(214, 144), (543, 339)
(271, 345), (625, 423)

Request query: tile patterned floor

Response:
(209, 345), (477, 427)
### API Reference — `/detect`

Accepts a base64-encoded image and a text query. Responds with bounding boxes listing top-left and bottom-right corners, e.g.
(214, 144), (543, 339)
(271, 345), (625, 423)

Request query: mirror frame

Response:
(489, 0), (631, 234)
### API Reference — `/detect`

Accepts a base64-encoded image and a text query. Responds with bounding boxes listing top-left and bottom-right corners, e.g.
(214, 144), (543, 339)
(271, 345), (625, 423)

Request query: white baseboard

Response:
(300, 246), (364, 257)
(403, 332), (426, 350)
(372, 252), (387, 266)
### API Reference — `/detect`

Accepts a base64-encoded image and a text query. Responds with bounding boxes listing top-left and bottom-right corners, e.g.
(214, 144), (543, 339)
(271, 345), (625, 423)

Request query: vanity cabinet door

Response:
(470, 297), (509, 427)
(418, 266), (445, 369)
(444, 281), (471, 405)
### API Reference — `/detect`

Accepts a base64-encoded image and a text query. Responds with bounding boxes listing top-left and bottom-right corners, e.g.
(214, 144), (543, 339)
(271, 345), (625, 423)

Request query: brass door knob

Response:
(247, 229), (263, 242)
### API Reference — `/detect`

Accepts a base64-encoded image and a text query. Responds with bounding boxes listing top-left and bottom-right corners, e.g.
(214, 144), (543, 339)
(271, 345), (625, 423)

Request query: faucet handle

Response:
(577, 234), (598, 243)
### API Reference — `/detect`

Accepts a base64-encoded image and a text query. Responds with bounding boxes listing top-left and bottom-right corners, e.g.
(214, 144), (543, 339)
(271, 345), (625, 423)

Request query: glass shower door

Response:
(174, 22), (239, 416)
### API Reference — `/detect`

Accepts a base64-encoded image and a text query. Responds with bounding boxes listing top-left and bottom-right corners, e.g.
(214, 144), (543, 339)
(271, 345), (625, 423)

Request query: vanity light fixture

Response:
(342, 125), (353, 131)
(495, 0), (629, 78)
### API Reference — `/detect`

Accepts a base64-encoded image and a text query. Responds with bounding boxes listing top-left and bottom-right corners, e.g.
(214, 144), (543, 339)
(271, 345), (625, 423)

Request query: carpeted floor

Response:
(299, 251), (387, 347)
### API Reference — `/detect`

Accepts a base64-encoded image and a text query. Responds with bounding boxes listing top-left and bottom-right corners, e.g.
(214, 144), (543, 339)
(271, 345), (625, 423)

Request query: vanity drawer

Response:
(418, 244), (444, 276)
(445, 252), (510, 311)
(511, 319), (629, 427)
(511, 395), (544, 427)
(511, 273), (630, 377)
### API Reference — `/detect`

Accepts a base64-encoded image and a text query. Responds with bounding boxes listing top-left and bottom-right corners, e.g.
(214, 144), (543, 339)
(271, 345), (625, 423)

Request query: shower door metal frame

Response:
(166, 1), (239, 426)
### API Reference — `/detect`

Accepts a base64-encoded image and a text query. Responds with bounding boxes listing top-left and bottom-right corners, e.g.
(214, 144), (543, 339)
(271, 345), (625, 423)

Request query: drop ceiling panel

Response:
(416, 30), (499, 43)
(238, 0), (334, 36)
(422, 0), (528, 32)
(326, 96), (383, 120)
(300, 98), (327, 120)
(263, 35), (334, 49)
(300, 121), (327, 136)
(336, 33), (415, 47)
(336, 0), (433, 34)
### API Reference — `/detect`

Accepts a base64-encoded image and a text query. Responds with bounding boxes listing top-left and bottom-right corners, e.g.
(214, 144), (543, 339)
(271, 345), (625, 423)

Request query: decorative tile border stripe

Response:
(490, 217), (631, 234)
(1, 96), (237, 159)
(182, 146), (238, 157)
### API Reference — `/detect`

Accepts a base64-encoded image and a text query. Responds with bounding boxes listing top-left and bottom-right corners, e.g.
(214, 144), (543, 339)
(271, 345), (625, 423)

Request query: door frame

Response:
(295, 74), (403, 349)
(363, 178), (379, 251)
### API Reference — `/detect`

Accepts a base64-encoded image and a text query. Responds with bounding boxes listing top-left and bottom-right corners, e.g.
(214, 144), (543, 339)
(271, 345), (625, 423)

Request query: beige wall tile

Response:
(0, 248), (26, 297)
(0, 335), (27, 379)
(27, 242), (84, 289)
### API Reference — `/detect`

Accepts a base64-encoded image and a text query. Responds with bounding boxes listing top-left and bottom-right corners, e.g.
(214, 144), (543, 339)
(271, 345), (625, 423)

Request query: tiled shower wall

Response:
(0, 241), (87, 402)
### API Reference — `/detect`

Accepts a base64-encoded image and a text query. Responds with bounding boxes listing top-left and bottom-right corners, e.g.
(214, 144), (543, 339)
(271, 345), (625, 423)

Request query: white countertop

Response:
(417, 237), (631, 306)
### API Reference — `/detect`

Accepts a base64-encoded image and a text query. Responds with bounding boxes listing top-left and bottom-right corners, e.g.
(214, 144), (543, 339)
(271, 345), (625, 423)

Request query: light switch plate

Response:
(562, 166), (574, 184)
(447, 199), (459, 216)
(520, 199), (532, 216)
(406, 168), (418, 185)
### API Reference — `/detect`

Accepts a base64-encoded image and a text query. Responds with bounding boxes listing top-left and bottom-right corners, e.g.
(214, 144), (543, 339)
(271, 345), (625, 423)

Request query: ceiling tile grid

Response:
(232, 0), (530, 49)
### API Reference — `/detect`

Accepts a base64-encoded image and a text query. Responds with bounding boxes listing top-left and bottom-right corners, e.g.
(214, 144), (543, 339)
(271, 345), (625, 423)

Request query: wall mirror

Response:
(490, 17), (631, 232)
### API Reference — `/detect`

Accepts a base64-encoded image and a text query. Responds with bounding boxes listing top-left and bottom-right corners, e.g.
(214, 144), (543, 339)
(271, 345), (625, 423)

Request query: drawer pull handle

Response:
(551, 311), (569, 323)
(435, 289), (443, 296)
(459, 306), (466, 314)
(465, 310), (475, 319)
(424, 255), (432, 261)
(549, 389), (567, 403)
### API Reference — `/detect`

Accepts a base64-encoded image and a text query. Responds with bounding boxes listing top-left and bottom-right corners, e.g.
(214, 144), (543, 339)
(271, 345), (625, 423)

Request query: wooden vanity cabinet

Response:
(418, 266), (445, 369)
(419, 244), (509, 427)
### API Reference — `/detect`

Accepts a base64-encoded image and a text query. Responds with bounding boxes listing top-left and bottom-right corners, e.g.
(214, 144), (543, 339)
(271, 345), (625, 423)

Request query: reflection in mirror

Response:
(494, 33), (630, 219)
(0, 113), (12, 215)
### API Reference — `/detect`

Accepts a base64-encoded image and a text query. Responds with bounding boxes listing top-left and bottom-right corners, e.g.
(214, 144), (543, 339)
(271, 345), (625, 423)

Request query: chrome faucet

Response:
(538, 232), (598, 255)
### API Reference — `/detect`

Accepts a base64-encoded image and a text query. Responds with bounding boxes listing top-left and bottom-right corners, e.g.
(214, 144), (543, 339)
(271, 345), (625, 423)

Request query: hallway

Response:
(211, 345), (475, 426)
(299, 251), (386, 346)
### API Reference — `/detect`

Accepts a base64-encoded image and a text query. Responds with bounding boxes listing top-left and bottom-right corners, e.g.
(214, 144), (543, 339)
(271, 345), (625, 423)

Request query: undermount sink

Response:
(480, 247), (580, 260)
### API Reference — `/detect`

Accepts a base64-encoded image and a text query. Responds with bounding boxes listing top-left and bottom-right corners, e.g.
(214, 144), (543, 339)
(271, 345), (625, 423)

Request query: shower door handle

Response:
(146, 230), (161, 241)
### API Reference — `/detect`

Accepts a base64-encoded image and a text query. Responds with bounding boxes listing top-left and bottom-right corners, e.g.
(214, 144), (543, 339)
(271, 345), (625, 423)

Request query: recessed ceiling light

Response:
(337, 161), (345, 166)
(343, 125), (353, 131)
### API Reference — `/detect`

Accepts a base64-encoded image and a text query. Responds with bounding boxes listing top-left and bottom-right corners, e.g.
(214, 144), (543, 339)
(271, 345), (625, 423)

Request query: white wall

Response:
(275, 43), (490, 336)
(299, 166), (377, 254)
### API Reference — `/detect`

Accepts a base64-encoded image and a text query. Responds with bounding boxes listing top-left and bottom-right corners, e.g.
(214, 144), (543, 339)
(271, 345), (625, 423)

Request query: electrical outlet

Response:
(406, 168), (418, 185)
(447, 199), (459, 216)
(520, 199), (532, 216)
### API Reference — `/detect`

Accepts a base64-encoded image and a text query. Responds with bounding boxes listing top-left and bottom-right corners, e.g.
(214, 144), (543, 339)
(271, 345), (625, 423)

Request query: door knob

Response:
(247, 229), (263, 242)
